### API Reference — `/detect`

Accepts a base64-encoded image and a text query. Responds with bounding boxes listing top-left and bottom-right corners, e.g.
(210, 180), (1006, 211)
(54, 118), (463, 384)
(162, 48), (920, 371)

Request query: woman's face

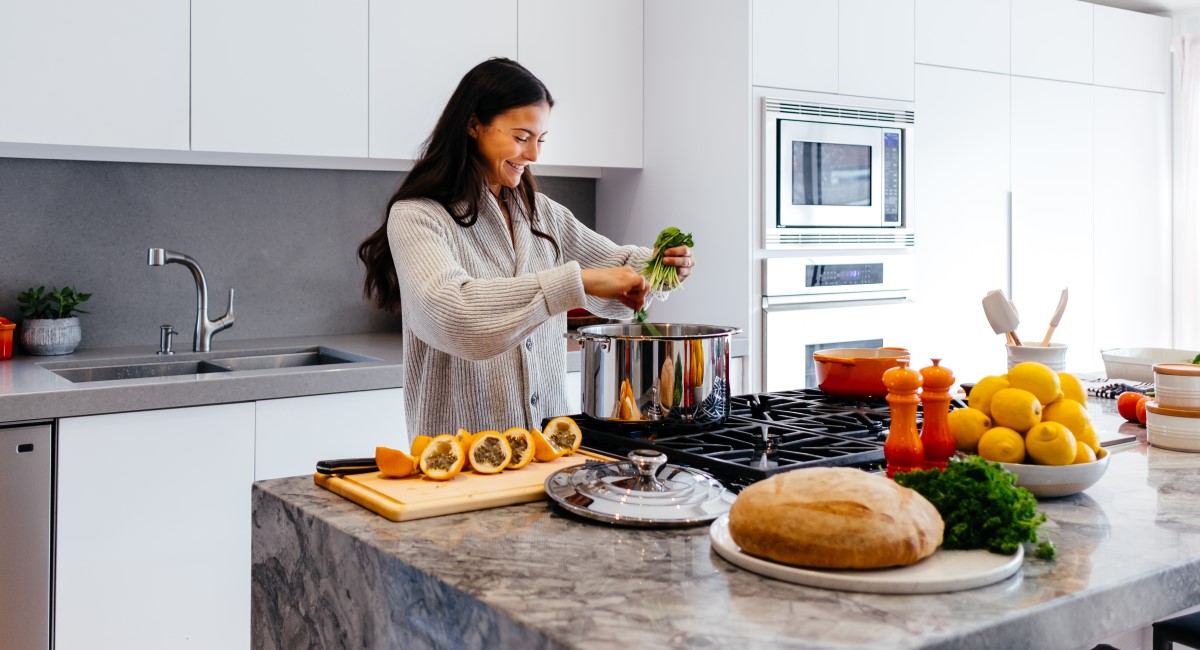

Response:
(469, 102), (550, 195)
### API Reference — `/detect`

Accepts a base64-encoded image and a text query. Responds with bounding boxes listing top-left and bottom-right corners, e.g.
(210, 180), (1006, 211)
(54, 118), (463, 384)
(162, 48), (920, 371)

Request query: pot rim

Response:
(570, 323), (741, 342)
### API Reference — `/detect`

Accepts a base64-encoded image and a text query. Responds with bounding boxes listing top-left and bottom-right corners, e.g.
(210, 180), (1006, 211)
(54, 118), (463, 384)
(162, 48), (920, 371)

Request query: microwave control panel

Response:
(805, 263), (884, 287)
(882, 130), (901, 224)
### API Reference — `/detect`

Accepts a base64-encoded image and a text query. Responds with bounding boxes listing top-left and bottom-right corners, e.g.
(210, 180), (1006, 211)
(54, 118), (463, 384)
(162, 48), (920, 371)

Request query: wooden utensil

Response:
(1041, 288), (1068, 347)
(982, 290), (1022, 346)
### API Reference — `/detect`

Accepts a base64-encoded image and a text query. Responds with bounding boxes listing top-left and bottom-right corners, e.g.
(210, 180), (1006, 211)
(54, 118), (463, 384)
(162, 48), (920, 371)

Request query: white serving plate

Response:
(709, 514), (1023, 594)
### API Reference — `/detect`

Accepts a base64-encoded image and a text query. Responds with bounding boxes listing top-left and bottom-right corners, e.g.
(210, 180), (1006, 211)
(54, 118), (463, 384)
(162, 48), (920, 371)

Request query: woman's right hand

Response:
(581, 266), (649, 312)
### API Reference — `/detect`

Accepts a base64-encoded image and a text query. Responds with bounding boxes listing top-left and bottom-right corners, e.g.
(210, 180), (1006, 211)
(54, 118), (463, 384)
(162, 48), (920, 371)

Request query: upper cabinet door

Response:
(752, 0), (839, 94)
(192, 0), (368, 157)
(369, 0), (516, 161)
(1094, 5), (1170, 93)
(915, 0), (1010, 74)
(0, 0), (189, 150)
(518, 0), (642, 168)
(840, 0), (915, 101)
(1011, 0), (1092, 84)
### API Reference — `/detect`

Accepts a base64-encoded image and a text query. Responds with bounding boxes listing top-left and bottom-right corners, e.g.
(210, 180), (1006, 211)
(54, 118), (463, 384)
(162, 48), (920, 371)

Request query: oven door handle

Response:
(762, 294), (911, 311)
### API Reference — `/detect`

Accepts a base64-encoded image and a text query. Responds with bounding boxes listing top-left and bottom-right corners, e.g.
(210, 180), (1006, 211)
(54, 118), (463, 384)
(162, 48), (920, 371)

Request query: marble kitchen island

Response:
(252, 426), (1200, 650)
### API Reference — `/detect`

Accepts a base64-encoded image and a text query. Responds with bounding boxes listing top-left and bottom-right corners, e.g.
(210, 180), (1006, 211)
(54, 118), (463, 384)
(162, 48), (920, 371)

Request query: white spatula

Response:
(982, 290), (1022, 346)
(1041, 288), (1068, 347)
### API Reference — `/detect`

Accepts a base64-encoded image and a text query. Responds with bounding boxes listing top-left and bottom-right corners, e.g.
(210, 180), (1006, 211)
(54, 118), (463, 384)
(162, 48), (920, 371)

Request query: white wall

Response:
(1172, 9), (1200, 349)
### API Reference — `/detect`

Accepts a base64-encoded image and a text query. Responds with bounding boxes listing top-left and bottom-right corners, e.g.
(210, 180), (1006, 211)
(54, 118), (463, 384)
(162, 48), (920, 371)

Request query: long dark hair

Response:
(358, 57), (558, 312)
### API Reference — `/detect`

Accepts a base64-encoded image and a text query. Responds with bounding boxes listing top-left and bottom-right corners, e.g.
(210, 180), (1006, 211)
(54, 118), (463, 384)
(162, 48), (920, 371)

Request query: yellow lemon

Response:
(1025, 421), (1078, 466)
(977, 427), (1026, 464)
(1042, 398), (1099, 452)
(1073, 441), (1097, 464)
(948, 407), (993, 453)
(967, 375), (1011, 418)
(1007, 362), (1061, 406)
(1058, 372), (1087, 405)
(990, 388), (1043, 433)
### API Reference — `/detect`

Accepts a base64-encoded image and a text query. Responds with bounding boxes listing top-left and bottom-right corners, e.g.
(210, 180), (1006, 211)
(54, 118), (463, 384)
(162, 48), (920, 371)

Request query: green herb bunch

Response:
(635, 227), (694, 331)
(894, 455), (1056, 560)
(18, 286), (93, 319)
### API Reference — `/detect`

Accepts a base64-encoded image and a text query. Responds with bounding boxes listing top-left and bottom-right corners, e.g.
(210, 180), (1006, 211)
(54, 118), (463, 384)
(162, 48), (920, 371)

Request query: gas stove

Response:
(559, 388), (923, 492)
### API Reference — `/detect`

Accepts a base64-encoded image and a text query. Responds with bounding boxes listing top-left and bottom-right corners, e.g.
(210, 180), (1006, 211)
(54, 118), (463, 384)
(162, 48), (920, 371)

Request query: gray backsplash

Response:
(0, 157), (595, 351)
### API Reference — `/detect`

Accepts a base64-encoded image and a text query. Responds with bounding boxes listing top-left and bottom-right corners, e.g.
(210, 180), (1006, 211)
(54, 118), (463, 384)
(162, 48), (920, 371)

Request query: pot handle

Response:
(813, 352), (856, 366)
(564, 331), (610, 351)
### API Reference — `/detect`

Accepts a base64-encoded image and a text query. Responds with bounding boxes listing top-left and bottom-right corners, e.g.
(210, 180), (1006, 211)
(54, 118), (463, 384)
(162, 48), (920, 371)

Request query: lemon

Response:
(1073, 441), (1097, 464)
(948, 407), (993, 453)
(1042, 399), (1099, 452)
(1007, 362), (1061, 406)
(1058, 373), (1087, 405)
(1025, 421), (1078, 466)
(990, 388), (1043, 433)
(977, 427), (1026, 464)
(967, 375), (1010, 417)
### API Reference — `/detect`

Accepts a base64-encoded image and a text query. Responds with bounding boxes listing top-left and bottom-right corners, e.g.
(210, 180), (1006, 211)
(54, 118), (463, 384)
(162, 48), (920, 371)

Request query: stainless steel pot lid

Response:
(544, 449), (735, 527)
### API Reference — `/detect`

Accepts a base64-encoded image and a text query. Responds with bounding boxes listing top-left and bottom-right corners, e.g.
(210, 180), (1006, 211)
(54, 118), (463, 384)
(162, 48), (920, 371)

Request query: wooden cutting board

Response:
(314, 450), (612, 522)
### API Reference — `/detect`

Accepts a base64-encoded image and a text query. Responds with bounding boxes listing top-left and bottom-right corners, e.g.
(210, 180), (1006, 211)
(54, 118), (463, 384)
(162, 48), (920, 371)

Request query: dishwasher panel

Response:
(0, 423), (53, 650)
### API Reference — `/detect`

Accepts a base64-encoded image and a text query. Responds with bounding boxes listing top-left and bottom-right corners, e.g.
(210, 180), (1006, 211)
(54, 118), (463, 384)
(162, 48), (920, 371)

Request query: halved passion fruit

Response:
(418, 434), (466, 480)
(543, 416), (583, 454)
(530, 427), (567, 462)
(376, 445), (417, 478)
(467, 431), (513, 474)
(455, 428), (474, 455)
(501, 427), (535, 469)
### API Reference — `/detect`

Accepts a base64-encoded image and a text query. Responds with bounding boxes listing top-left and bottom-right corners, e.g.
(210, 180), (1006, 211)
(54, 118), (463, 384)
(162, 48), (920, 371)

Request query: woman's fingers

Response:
(660, 245), (695, 281)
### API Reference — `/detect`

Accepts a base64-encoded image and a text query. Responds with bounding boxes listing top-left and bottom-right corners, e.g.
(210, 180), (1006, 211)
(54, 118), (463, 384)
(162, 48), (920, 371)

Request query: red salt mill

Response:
(883, 358), (924, 478)
(918, 358), (957, 470)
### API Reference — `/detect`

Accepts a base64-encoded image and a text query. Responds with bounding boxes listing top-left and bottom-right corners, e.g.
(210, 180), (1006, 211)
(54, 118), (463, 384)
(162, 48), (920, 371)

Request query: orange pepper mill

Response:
(883, 358), (923, 478)
(918, 358), (956, 470)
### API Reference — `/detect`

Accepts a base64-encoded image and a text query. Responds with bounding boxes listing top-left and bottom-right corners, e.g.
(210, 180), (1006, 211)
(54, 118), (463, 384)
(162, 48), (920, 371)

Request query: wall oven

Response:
(764, 98), (914, 249)
(762, 252), (914, 392)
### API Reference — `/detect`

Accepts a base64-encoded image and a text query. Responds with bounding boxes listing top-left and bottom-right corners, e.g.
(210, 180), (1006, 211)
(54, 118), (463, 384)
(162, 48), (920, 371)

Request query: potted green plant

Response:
(17, 286), (92, 355)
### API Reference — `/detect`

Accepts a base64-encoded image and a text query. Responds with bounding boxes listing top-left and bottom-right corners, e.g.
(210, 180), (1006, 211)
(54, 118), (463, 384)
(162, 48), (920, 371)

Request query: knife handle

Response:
(316, 457), (378, 475)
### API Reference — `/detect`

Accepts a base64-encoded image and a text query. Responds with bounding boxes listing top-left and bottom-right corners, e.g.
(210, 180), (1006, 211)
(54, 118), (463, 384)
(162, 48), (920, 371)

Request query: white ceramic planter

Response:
(21, 317), (82, 355)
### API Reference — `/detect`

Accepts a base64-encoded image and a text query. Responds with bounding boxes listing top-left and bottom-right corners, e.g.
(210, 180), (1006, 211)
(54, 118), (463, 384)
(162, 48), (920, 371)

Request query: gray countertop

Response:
(0, 331), (750, 423)
(250, 401), (1200, 650)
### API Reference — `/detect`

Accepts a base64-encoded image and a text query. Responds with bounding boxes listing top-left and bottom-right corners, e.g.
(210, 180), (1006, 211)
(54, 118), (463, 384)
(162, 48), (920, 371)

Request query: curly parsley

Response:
(894, 456), (1056, 559)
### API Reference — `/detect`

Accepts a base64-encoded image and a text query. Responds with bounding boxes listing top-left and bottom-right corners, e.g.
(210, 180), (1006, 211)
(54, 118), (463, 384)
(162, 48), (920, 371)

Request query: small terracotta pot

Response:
(812, 347), (910, 400)
(21, 317), (82, 355)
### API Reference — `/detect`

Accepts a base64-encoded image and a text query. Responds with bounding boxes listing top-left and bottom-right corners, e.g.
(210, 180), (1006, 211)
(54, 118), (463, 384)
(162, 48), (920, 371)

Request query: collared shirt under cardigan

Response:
(387, 191), (651, 439)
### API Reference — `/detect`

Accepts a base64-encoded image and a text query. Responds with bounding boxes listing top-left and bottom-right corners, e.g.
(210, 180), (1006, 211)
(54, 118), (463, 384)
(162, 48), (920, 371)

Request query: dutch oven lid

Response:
(544, 449), (734, 527)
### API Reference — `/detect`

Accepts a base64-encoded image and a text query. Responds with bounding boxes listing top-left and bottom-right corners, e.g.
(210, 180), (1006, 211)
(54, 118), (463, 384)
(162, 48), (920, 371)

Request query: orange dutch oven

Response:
(812, 347), (911, 400)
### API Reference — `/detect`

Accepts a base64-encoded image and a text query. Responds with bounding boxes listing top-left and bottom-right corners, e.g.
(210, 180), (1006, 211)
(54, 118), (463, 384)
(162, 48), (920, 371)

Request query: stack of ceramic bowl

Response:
(1146, 363), (1200, 452)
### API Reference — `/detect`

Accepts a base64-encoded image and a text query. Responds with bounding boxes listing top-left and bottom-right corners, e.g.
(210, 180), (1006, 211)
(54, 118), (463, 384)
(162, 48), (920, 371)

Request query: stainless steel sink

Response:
(46, 346), (377, 383)
(51, 360), (231, 383)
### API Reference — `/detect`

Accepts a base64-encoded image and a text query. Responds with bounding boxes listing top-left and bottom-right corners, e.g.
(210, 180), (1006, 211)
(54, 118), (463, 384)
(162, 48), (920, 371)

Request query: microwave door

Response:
(777, 120), (884, 228)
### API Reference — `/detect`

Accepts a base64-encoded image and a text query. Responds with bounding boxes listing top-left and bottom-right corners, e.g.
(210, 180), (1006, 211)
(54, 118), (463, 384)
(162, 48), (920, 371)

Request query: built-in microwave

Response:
(764, 98), (914, 248)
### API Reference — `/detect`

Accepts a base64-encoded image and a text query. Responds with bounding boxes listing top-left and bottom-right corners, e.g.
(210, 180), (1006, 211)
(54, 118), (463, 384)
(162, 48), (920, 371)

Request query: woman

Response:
(358, 58), (694, 438)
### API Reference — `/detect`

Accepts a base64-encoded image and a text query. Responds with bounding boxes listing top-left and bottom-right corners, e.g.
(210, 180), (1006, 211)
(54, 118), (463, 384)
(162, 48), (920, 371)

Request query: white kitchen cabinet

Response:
(255, 388), (406, 480)
(369, 0), (516, 160)
(911, 65), (1010, 382)
(839, 0), (915, 101)
(0, 0), (189, 150)
(1011, 76), (1095, 372)
(752, 0), (839, 94)
(1093, 86), (1171, 352)
(1011, 0), (1093, 84)
(915, 0), (1010, 74)
(1094, 5), (1170, 93)
(517, 0), (642, 168)
(56, 403), (255, 650)
(192, 0), (368, 157)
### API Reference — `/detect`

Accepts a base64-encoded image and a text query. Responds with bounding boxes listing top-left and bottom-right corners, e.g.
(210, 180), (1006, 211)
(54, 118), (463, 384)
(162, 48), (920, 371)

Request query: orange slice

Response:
(543, 416), (583, 454)
(531, 427), (567, 462)
(375, 446), (417, 478)
(410, 434), (433, 458)
(467, 431), (513, 474)
(501, 427), (535, 469)
(418, 434), (466, 480)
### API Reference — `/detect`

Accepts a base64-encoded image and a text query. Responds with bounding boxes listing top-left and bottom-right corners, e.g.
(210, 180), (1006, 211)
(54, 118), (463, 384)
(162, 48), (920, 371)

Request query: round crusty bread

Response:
(728, 467), (944, 569)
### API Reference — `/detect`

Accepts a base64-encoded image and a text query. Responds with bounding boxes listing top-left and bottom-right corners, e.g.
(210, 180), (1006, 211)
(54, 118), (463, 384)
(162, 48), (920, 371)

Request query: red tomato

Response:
(1117, 391), (1146, 422)
(1136, 397), (1149, 425)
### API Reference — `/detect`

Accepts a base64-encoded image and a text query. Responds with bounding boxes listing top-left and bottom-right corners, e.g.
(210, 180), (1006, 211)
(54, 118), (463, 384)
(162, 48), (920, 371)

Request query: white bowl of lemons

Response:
(998, 448), (1109, 498)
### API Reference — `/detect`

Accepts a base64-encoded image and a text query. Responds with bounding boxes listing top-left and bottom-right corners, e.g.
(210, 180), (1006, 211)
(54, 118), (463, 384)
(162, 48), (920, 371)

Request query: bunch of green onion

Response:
(635, 227), (694, 336)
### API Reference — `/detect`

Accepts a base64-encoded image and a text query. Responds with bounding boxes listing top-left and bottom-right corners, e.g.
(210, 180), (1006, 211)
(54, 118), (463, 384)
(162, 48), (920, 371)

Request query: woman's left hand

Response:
(661, 245), (695, 282)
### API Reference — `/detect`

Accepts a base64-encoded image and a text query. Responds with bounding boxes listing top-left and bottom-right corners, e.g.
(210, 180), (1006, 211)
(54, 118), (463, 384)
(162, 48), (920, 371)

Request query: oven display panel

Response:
(805, 263), (884, 287)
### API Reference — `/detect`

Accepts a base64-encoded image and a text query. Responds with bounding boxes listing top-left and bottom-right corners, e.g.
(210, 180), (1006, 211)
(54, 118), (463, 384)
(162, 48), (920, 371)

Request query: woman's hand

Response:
(581, 266), (650, 311)
(660, 245), (695, 282)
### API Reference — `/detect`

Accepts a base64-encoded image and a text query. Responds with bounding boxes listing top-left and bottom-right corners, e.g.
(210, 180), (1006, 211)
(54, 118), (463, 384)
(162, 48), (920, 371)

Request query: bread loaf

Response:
(728, 467), (944, 569)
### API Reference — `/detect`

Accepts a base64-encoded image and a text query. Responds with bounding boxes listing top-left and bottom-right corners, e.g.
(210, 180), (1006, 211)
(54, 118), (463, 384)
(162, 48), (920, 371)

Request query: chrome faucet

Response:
(147, 248), (235, 352)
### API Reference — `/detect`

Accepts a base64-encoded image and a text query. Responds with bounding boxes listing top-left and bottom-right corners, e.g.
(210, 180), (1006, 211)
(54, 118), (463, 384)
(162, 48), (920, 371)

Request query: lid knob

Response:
(627, 449), (671, 492)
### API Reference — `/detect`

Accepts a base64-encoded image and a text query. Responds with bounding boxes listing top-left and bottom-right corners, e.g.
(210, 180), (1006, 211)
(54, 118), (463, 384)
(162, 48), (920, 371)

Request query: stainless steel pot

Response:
(566, 323), (741, 428)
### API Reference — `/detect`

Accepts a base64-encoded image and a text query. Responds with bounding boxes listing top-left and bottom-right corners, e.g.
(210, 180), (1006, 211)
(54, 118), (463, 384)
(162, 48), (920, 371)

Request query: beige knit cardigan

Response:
(387, 191), (650, 440)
